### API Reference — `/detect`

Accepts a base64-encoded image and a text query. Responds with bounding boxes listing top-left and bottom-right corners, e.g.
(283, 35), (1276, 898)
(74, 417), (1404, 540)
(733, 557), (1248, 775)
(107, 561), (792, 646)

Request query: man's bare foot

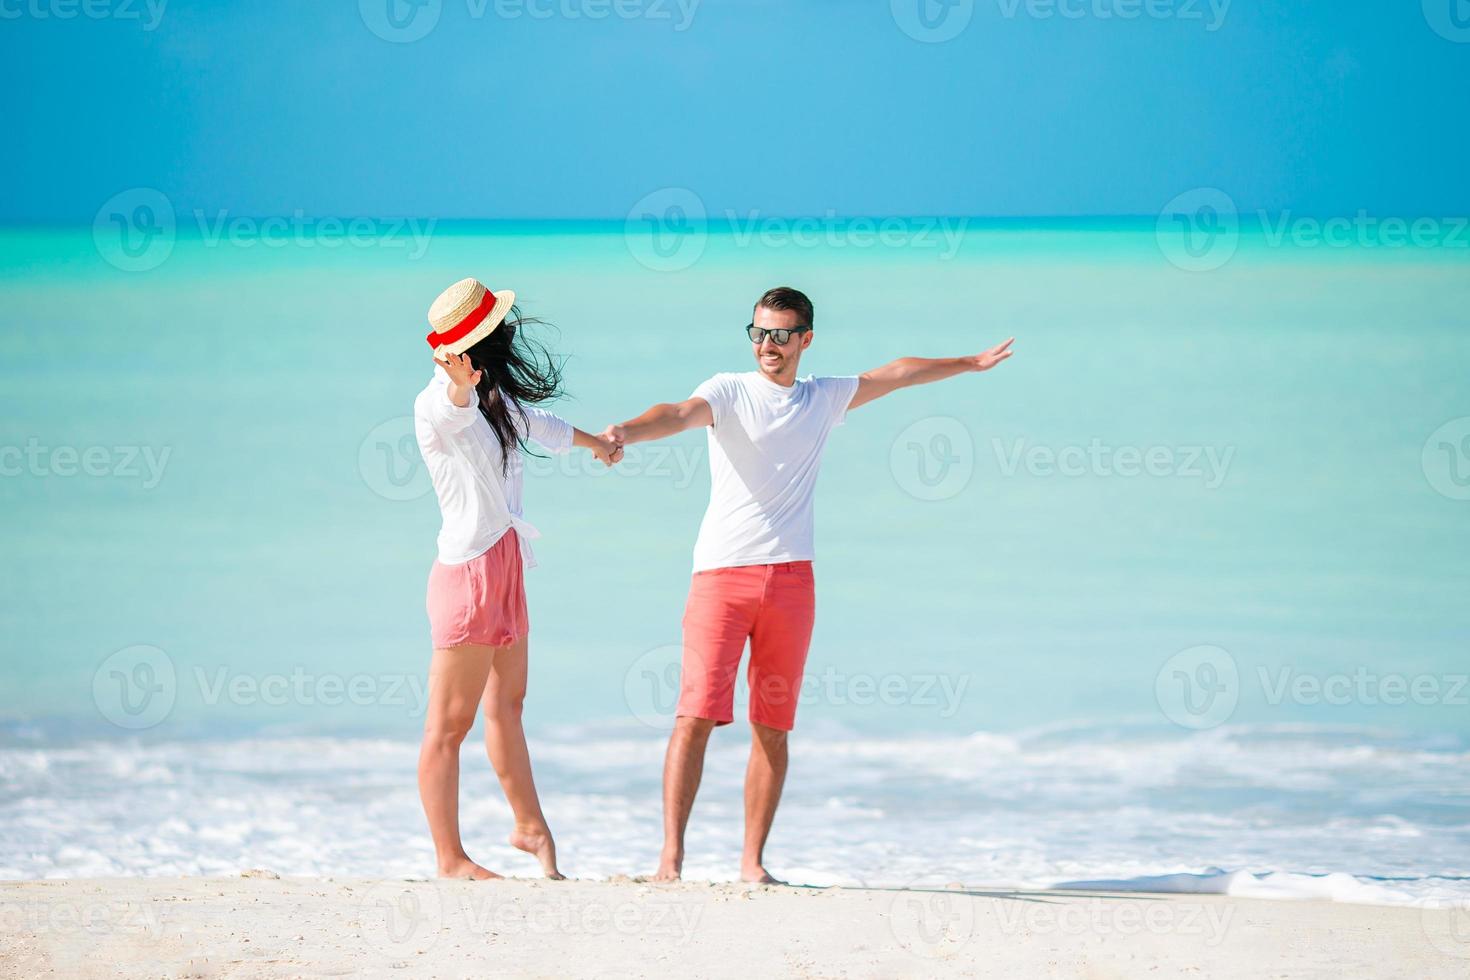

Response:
(509, 825), (565, 880)
(652, 849), (683, 882)
(740, 865), (786, 885)
(438, 857), (501, 880)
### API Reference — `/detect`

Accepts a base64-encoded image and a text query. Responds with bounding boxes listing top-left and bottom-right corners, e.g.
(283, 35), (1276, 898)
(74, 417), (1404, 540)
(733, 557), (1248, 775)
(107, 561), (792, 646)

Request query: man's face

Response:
(750, 305), (813, 384)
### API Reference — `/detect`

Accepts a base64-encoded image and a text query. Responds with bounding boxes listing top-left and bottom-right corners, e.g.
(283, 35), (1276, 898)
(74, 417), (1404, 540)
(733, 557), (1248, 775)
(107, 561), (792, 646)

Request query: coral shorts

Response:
(677, 561), (816, 732)
(426, 530), (529, 649)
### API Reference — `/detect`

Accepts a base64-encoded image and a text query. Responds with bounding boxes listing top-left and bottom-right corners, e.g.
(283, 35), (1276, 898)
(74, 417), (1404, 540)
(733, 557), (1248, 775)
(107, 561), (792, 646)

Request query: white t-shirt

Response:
(688, 371), (860, 572)
(414, 367), (573, 566)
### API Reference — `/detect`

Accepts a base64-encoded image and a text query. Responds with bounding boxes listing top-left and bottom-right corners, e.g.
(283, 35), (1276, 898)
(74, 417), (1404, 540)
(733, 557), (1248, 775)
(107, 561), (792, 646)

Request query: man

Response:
(605, 286), (1014, 883)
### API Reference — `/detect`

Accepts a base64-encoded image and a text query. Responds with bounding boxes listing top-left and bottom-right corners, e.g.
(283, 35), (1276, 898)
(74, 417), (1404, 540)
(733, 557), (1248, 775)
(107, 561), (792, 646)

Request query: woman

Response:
(413, 277), (620, 880)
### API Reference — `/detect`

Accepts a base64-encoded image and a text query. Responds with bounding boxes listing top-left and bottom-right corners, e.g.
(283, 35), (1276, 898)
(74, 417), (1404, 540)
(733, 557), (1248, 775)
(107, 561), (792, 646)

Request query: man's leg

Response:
(656, 715), (718, 881)
(655, 566), (760, 881)
(741, 722), (788, 883)
(742, 561), (816, 885)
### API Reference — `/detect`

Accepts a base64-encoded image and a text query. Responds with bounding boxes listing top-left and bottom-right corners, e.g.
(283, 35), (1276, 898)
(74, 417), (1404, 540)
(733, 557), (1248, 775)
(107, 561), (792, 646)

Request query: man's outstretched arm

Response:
(603, 397), (714, 446)
(848, 337), (1014, 411)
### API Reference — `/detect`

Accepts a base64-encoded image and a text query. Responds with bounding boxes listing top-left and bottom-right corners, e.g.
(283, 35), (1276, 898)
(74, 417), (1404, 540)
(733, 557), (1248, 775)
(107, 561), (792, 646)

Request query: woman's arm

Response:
(573, 427), (624, 467)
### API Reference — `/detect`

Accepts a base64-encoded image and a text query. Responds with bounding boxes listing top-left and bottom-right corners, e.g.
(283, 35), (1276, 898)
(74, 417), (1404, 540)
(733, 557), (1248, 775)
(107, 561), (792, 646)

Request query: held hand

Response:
(970, 337), (1015, 372)
(601, 424), (628, 446)
(589, 432), (624, 468)
(434, 352), (482, 388)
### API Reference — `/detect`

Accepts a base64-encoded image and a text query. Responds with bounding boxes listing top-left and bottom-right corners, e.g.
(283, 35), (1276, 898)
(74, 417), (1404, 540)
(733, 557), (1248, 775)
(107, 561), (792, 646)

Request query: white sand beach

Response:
(3, 874), (1467, 979)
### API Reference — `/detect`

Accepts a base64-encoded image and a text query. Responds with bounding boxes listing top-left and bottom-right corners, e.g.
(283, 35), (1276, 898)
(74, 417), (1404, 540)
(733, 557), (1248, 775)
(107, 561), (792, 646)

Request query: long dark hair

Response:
(461, 306), (565, 474)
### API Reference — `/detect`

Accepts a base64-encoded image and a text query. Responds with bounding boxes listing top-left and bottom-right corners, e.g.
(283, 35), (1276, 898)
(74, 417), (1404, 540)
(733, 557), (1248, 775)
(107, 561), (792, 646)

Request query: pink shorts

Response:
(677, 561), (816, 732)
(426, 530), (528, 649)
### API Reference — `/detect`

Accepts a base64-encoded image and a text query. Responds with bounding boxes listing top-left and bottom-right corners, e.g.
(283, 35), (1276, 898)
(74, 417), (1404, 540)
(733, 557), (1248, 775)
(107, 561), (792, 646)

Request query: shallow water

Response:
(2, 221), (1467, 900)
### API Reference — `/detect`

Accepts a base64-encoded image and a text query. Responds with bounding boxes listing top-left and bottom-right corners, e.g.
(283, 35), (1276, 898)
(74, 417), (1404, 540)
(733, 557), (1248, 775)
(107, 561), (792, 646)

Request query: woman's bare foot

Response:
(653, 849), (683, 882)
(509, 825), (564, 880)
(740, 864), (786, 885)
(438, 857), (501, 880)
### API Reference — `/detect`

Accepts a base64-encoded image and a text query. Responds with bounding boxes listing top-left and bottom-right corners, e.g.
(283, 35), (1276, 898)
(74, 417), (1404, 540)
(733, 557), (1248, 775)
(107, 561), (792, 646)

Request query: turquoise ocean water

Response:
(2, 220), (1467, 899)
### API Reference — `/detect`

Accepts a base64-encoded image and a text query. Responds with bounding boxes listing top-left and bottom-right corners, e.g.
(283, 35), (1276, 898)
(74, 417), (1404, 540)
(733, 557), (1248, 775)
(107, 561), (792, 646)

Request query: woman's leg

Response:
(481, 635), (564, 879)
(418, 643), (499, 879)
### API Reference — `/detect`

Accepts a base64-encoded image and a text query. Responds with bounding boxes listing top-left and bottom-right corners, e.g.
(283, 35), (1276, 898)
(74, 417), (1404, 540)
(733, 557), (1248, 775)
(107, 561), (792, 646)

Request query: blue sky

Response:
(3, 0), (1467, 220)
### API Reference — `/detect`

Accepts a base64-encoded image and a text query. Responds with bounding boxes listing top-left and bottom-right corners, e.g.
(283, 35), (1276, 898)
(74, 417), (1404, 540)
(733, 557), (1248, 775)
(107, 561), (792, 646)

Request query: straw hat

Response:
(424, 278), (516, 357)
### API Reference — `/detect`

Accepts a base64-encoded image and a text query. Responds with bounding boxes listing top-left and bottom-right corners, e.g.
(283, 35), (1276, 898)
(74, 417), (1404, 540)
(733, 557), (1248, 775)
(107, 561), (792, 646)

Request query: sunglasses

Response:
(745, 323), (811, 346)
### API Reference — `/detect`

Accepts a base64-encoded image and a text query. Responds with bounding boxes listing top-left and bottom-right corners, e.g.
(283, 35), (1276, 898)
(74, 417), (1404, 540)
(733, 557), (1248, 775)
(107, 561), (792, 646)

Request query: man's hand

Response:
(968, 337), (1015, 372)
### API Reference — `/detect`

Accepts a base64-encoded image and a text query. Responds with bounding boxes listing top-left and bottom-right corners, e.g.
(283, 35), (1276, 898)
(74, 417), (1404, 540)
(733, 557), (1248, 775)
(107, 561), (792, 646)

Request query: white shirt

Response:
(688, 371), (860, 572)
(414, 367), (573, 566)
